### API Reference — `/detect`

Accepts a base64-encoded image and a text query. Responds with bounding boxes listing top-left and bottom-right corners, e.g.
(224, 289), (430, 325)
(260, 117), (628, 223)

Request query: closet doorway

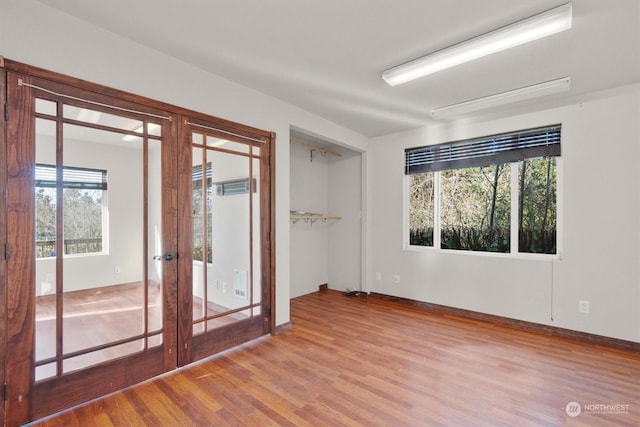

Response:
(2, 61), (274, 426)
(289, 128), (363, 298)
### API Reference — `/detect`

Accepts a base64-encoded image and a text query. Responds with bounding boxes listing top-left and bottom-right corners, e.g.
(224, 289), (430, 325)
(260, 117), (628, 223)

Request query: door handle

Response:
(153, 252), (176, 261)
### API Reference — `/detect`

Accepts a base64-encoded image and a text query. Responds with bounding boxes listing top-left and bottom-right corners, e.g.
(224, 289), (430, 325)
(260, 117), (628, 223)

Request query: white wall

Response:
(289, 143), (331, 297)
(1, 0), (369, 326)
(328, 151), (362, 292)
(368, 84), (640, 343)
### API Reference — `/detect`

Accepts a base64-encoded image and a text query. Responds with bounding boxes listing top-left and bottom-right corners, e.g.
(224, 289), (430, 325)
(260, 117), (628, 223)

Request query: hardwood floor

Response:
(31, 290), (640, 426)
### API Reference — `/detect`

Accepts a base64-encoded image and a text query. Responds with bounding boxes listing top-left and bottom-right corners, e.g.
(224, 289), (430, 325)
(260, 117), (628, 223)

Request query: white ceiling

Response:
(37, 0), (640, 138)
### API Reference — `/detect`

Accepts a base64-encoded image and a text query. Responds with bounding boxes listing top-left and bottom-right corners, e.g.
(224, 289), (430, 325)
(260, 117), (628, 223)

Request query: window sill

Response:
(404, 244), (562, 261)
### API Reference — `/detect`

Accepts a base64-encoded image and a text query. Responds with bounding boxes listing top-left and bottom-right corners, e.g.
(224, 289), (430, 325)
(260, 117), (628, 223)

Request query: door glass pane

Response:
(36, 98), (57, 116)
(191, 140), (256, 334)
(63, 105), (142, 133)
(191, 146), (208, 322)
(207, 148), (250, 316)
(205, 136), (249, 154)
(35, 117), (57, 381)
(60, 123), (145, 374)
(148, 138), (164, 337)
(148, 122), (162, 137)
(251, 155), (262, 309)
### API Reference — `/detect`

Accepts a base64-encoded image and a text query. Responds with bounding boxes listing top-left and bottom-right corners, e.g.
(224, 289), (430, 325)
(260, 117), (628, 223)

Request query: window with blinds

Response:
(34, 164), (107, 257)
(406, 124), (561, 255)
(35, 164), (108, 189)
(405, 124), (561, 175)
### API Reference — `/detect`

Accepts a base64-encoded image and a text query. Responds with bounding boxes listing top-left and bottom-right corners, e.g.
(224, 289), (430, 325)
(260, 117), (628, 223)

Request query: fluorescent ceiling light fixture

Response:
(431, 76), (571, 119)
(382, 2), (572, 86)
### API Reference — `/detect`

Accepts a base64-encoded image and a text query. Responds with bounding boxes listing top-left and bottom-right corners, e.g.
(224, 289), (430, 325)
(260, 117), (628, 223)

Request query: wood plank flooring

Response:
(31, 290), (640, 426)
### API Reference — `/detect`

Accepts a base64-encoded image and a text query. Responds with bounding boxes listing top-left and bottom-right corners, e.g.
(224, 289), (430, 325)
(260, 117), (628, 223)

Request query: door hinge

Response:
(4, 102), (8, 121)
(3, 382), (8, 401)
(4, 243), (8, 260)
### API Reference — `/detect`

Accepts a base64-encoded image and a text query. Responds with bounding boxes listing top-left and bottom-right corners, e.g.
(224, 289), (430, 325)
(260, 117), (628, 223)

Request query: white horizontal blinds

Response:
(192, 163), (213, 190)
(405, 124), (561, 174)
(35, 164), (108, 190)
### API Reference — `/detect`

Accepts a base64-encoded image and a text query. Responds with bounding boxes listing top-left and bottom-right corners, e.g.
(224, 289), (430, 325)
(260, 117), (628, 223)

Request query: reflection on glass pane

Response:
(192, 146), (207, 321)
(206, 148), (250, 313)
(36, 98), (57, 116)
(148, 334), (163, 349)
(191, 139), (260, 331)
(62, 124), (145, 363)
(252, 156), (261, 305)
(207, 137), (249, 154)
(35, 291), (56, 362)
(205, 136), (229, 149)
(63, 105), (143, 133)
(63, 340), (145, 374)
(148, 281), (163, 333)
(148, 138), (163, 331)
(147, 122), (162, 137)
(35, 119), (56, 158)
(35, 363), (56, 382)
(35, 120), (57, 368)
(193, 321), (205, 336)
(206, 310), (250, 330)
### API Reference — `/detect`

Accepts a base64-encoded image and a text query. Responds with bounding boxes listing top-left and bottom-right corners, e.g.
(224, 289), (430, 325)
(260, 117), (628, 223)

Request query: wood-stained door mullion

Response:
(55, 101), (64, 377)
(201, 145), (208, 328)
(143, 132), (149, 348)
(248, 145), (254, 316)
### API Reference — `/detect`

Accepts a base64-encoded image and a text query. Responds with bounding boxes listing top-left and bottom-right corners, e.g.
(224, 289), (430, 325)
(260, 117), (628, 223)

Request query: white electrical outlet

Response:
(114, 266), (121, 274)
(578, 300), (590, 314)
(375, 272), (382, 281)
(393, 274), (400, 284)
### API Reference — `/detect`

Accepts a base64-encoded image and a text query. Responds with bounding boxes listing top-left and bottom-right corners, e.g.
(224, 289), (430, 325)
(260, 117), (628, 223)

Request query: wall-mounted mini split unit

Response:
(215, 178), (257, 196)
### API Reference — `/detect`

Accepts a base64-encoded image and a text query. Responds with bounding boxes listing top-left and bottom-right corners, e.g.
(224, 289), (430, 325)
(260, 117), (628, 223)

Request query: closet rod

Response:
(290, 139), (342, 158)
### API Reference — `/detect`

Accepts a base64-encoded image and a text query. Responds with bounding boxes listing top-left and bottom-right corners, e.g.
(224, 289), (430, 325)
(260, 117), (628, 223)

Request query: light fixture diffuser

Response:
(430, 76), (571, 119)
(382, 3), (572, 86)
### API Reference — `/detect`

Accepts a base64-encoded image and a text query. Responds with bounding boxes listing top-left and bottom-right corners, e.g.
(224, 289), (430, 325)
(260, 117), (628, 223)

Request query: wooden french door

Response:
(176, 118), (273, 365)
(4, 71), (179, 425)
(2, 62), (274, 426)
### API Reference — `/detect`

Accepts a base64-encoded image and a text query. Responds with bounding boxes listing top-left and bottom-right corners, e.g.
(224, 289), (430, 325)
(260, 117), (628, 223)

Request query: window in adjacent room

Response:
(192, 161), (213, 263)
(406, 124), (560, 255)
(35, 164), (108, 257)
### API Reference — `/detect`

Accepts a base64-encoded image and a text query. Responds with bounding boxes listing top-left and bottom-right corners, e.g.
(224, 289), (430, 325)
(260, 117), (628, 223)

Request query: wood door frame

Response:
(0, 59), (8, 426)
(1, 58), (276, 425)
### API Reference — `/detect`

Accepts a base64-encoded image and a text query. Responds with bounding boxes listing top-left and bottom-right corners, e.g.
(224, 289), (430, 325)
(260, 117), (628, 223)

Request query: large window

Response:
(35, 164), (107, 257)
(407, 125), (560, 255)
